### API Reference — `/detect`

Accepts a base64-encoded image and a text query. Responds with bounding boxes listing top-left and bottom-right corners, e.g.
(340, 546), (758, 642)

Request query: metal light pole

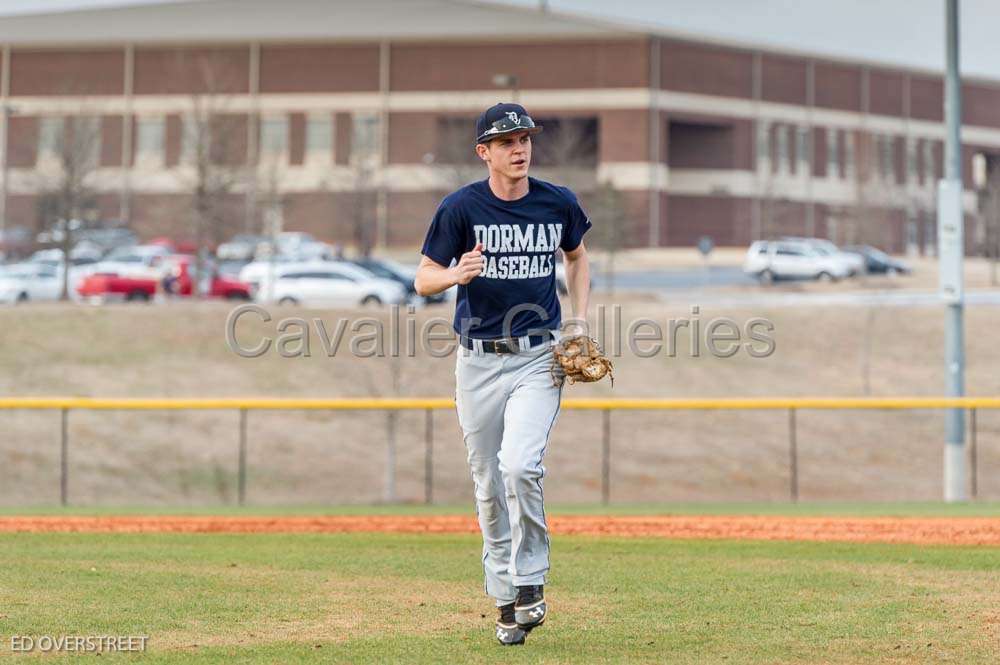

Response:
(940, 0), (966, 502)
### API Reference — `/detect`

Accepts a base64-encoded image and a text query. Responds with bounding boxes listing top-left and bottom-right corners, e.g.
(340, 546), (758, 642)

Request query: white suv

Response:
(781, 237), (864, 276)
(258, 261), (406, 307)
(744, 240), (852, 283)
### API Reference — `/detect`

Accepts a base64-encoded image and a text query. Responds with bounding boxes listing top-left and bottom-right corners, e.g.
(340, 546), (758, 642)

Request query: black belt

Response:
(461, 332), (552, 354)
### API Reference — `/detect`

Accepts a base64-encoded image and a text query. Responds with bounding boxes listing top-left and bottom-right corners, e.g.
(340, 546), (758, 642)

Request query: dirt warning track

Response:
(2, 514), (1000, 546)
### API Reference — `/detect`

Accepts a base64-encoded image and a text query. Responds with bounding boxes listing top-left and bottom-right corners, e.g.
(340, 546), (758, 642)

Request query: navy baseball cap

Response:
(475, 103), (543, 144)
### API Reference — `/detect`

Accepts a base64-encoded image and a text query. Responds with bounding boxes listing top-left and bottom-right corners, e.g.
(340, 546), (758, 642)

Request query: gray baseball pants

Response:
(454, 335), (562, 606)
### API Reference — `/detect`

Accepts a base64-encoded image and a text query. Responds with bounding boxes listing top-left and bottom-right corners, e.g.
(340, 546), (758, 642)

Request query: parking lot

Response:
(4, 228), (1000, 310)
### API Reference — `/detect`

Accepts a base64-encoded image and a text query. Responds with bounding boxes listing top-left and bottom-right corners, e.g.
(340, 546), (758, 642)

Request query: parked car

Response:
(0, 263), (62, 303)
(159, 255), (252, 299)
(28, 248), (102, 267)
(73, 227), (138, 254)
(78, 256), (252, 302)
(842, 245), (912, 276)
(260, 261), (407, 307)
(238, 255), (314, 293)
(30, 245), (103, 264)
(77, 274), (158, 302)
(275, 232), (317, 256)
(781, 237), (864, 276)
(348, 256), (452, 305)
(92, 244), (173, 278)
(0, 226), (34, 260)
(217, 258), (252, 279)
(744, 240), (852, 283)
(0, 260), (97, 302)
(217, 234), (268, 261)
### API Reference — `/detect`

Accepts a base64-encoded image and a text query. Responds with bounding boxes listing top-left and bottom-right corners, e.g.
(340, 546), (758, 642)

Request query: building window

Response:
(923, 208), (937, 256)
(259, 115), (289, 164)
(906, 137), (918, 184)
(756, 120), (770, 170)
(78, 116), (102, 169)
(796, 126), (810, 174)
(351, 112), (381, 169)
(37, 116), (64, 164)
(181, 114), (240, 166)
(827, 128), (840, 178)
(878, 135), (893, 182)
(922, 139), (934, 184)
(844, 131), (856, 180)
(305, 113), (333, 165)
(135, 116), (165, 168)
(434, 116), (478, 166)
(531, 117), (598, 168)
(775, 124), (789, 174)
(39, 116), (100, 169)
(180, 115), (197, 164)
(906, 208), (919, 256)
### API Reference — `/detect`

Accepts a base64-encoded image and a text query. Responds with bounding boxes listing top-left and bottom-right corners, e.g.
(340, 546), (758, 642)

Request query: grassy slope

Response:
(1, 532), (997, 664)
(3, 300), (1000, 505)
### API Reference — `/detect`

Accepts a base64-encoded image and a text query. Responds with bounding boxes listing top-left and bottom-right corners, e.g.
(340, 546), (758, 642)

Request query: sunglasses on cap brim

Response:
(476, 114), (543, 143)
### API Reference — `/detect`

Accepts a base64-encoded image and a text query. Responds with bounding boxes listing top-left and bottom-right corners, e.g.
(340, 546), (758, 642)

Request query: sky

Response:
(0, 0), (996, 78)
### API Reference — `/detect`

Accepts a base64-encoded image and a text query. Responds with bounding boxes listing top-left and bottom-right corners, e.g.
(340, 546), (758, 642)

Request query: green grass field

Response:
(1, 504), (999, 663)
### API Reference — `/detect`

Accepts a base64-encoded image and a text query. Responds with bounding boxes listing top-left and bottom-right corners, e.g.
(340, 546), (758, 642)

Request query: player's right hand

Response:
(453, 242), (485, 285)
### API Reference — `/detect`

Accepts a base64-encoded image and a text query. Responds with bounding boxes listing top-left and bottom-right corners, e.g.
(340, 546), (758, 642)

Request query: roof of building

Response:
(0, 0), (994, 86)
(0, 0), (635, 45)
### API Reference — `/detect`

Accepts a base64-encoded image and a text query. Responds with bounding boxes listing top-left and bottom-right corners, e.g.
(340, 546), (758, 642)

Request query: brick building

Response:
(0, 0), (998, 254)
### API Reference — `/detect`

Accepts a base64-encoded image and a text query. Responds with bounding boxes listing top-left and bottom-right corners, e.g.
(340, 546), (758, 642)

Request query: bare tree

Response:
(336, 112), (381, 258)
(584, 180), (631, 294)
(757, 123), (796, 240)
(311, 116), (377, 259)
(433, 116), (483, 191)
(759, 175), (794, 240)
(184, 112), (245, 294)
(349, 161), (378, 258)
(979, 157), (1000, 286)
(532, 116), (598, 194)
(531, 116), (632, 284)
(845, 131), (895, 250)
(173, 52), (248, 294)
(35, 113), (102, 300)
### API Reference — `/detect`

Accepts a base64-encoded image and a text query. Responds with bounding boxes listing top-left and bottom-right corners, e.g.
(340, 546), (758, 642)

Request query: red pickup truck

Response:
(78, 255), (252, 302)
(77, 274), (158, 301)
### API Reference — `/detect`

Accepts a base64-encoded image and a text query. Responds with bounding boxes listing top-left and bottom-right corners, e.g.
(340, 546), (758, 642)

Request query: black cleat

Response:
(496, 602), (527, 645)
(514, 585), (546, 631)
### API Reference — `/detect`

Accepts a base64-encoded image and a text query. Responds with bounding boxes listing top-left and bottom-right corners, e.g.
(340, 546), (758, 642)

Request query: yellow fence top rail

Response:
(2, 396), (1000, 410)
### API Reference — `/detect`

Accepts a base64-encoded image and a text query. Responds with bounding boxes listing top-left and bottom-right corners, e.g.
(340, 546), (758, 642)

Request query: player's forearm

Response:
(564, 252), (590, 325)
(414, 265), (458, 296)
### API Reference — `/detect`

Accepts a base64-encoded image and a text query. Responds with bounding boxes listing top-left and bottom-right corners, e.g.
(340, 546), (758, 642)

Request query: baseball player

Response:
(414, 102), (592, 646)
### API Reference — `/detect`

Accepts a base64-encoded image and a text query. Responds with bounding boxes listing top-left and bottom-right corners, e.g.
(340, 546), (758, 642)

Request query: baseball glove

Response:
(551, 335), (614, 387)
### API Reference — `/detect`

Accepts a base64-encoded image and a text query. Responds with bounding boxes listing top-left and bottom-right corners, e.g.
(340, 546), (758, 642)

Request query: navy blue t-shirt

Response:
(421, 176), (591, 340)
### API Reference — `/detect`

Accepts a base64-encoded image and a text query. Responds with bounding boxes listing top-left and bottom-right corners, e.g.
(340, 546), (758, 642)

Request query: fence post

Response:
(384, 410), (397, 503)
(601, 409), (611, 505)
(788, 408), (798, 502)
(970, 408), (978, 499)
(238, 408), (247, 506)
(60, 408), (69, 507)
(424, 408), (434, 505)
